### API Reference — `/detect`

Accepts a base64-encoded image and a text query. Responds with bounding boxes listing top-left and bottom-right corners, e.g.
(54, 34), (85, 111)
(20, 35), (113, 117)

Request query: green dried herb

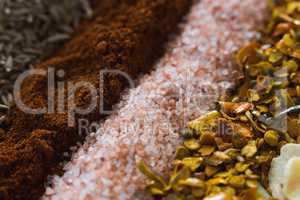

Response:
(138, 161), (167, 189)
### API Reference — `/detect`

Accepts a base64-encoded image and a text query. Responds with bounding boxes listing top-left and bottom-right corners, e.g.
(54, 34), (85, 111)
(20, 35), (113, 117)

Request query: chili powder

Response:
(0, 0), (192, 199)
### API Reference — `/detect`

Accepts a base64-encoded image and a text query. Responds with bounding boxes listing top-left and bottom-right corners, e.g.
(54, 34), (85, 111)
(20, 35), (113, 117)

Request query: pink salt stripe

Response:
(43, 0), (267, 199)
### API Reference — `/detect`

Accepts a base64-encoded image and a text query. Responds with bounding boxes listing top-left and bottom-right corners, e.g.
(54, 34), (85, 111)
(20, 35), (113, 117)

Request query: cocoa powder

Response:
(0, 0), (191, 199)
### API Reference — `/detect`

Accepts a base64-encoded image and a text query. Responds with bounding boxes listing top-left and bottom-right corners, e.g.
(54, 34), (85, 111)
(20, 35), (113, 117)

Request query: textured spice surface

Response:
(141, 0), (300, 199)
(43, 0), (267, 199)
(0, 0), (91, 107)
(0, 1), (191, 199)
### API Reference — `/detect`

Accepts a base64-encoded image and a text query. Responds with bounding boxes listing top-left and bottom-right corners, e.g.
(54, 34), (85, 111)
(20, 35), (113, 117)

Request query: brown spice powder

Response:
(0, 0), (192, 199)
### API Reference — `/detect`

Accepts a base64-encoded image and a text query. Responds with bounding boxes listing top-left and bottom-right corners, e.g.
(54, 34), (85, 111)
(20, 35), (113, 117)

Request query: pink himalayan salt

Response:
(43, 0), (267, 199)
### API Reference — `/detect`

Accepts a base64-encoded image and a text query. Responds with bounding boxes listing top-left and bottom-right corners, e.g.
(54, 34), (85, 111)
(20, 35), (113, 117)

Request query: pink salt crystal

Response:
(45, 188), (55, 196)
(43, 0), (268, 199)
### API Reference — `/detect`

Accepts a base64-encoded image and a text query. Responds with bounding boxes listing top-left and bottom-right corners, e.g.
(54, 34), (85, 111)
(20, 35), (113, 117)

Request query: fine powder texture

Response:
(0, 1), (191, 199)
(43, 0), (268, 199)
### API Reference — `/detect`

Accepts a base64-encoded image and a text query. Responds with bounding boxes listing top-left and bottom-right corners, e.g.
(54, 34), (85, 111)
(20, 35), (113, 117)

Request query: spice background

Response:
(140, 0), (300, 199)
(42, 0), (267, 199)
(0, 0), (192, 199)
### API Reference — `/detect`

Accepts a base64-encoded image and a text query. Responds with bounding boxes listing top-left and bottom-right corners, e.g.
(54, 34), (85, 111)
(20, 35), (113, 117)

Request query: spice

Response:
(41, 0), (267, 199)
(0, 0), (192, 200)
(140, 0), (300, 199)
(264, 130), (279, 146)
(0, 0), (91, 109)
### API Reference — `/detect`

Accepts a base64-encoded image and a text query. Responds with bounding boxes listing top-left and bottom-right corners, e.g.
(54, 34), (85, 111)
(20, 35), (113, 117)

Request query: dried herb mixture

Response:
(139, 0), (300, 199)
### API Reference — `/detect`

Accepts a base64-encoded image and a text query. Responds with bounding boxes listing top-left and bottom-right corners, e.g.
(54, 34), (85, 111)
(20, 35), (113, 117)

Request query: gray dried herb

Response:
(0, 0), (91, 116)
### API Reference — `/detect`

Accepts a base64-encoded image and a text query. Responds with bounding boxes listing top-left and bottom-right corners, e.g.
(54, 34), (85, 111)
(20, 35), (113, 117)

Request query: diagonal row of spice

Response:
(140, 0), (300, 199)
(3, 0), (300, 199)
(42, 0), (267, 199)
(0, 1), (193, 200)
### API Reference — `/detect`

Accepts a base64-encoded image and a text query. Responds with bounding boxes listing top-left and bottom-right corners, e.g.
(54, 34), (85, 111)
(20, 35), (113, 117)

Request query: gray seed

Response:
(0, 0), (92, 116)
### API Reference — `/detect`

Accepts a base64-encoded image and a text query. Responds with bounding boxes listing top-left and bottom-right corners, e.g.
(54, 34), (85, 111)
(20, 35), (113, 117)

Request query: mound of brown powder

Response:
(0, 0), (192, 199)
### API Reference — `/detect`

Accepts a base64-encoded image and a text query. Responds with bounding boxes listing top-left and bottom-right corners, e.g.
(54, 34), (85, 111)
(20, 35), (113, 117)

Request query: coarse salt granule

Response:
(43, 0), (267, 199)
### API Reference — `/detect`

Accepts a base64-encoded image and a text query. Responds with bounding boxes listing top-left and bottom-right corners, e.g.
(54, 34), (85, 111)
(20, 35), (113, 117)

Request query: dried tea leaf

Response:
(184, 139), (200, 151)
(283, 59), (298, 73)
(239, 188), (258, 200)
(229, 175), (246, 188)
(256, 105), (269, 113)
(287, 2), (300, 14)
(138, 161), (167, 188)
(188, 111), (220, 133)
(245, 111), (266, 133)
(282, 33), (295, 47)
(205, 151), (230, 166)
(246, 179), (258, 188)
(175, 157), (203, 172)
(287, 118), (300, 138)
(218, 102), (254, 114)
(175, 146), (190, 159)
(147, 186), (165, 196)
(236, 42), (260, 67)
(205, 165), (219, 177)
(199, 131), (216, 145)
(199, 145), (215, 156)
(247, 89), (260, 102)
(268, 50), (283, 63)
(264, 130), (279, 146)
(248, 62), (273, 77)
(207, 177), (227, 186)
(178, 177), (205, 188)
(235, 163), (250, 173)
(231, 122), (253, 138)
(169, 166), (191, 192)
(241, 141), (257, 158)
(272, 23), (293, 36)
(192, 187), (205, 198)
(225, 148), (240, 159)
